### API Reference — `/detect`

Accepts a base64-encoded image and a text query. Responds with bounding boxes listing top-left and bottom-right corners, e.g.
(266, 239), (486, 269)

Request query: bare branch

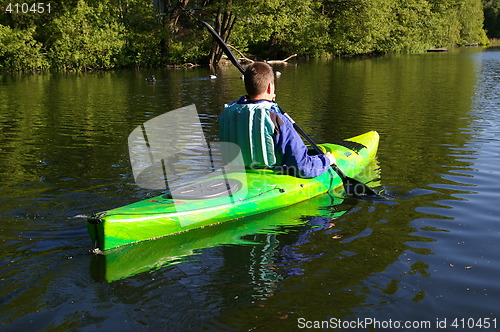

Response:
(266, 54), (297, 64)
(227, 44), (254, 63)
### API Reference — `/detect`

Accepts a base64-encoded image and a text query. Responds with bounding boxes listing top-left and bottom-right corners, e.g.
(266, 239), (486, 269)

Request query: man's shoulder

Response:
(269, 104), (293, 125)
(225, 96), (279, 110)
(224, 96), (245, 108)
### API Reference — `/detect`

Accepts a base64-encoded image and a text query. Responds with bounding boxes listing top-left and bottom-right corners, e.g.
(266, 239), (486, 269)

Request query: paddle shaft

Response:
(198, 18), (379, 197)
(277, 108), (350, 181)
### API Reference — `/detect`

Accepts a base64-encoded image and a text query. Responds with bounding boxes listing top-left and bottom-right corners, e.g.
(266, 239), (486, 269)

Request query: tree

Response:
(0, 25), (49, 70)
(483, 0), (500, 38)
(457, 0), (489, 44)
(0, 0), (492, 71)
(46, 0), (126, 70)
(196, 0), (238, 69)
(115, 0), (165, 67)
(228, 0), (330, 59)
(328, 0), (394, 54)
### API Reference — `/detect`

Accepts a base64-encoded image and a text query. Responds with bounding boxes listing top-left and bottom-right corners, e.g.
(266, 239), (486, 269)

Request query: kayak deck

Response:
(87, 131), (379, 251)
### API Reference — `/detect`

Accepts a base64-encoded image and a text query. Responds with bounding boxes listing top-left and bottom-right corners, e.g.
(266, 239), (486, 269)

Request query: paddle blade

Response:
(330, 163), (382, 199)
(342, 177), (380, 198)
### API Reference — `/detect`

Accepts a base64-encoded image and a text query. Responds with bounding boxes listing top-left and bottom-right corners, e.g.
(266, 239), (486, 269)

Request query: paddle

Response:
(198, 19), (380, 198)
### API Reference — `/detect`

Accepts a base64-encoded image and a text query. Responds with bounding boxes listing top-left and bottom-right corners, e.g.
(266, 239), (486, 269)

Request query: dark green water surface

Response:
(1, 48), (499, 330)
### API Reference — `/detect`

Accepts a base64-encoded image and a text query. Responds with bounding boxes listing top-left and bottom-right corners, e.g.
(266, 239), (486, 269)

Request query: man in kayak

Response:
(219, 62), (336, 178)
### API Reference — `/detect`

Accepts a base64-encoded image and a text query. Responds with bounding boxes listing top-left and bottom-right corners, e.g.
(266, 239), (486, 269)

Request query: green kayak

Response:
(87, 131), (379, 251)
(91, 193), (356, 282)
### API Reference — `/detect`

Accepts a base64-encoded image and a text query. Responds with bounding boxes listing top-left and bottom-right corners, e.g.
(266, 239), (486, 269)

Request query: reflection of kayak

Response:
(87, 131), (379, 251)
(90, 193), (351, 282)
(92, 157), (380, 282)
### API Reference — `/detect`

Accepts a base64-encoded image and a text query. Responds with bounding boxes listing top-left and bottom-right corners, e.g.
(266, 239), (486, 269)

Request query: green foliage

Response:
(483, 0), (500, 38)
(167, 40), (206, 64)
(46, 0), (126, 70)
(122, 31), (163, 67)
(0, 0), (492, 71)
(230, 0), (330, 58)
(0, 25), (49, 70)
(386, 0), (436, 52)
(457, 0), (489, 44)
(115, 0), (164, 67)
(329, 0), (395, 54)
(327, 0), (488, 54)
(114, 0), (165, 67)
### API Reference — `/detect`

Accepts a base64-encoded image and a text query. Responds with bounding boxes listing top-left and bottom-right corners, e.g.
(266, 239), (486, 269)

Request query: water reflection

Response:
(1, 48), (500, 330)
(90, 193), (350, 283)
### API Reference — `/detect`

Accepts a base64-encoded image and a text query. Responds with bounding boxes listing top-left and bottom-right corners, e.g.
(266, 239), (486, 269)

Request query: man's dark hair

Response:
(244, 62), (274, 97)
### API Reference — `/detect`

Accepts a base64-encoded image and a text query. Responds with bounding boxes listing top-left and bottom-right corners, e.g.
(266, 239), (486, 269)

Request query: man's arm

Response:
(271, 109), (332, 178)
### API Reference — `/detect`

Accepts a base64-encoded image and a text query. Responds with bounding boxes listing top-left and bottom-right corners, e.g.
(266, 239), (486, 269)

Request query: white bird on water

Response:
(210, 74), (217, 79)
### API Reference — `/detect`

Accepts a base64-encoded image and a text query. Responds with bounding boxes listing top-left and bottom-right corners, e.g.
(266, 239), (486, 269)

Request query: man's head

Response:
(244, 62), (275, 100)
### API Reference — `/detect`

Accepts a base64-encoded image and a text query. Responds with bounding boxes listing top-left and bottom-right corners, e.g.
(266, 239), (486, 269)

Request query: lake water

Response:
(1, 47), (499, 331)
